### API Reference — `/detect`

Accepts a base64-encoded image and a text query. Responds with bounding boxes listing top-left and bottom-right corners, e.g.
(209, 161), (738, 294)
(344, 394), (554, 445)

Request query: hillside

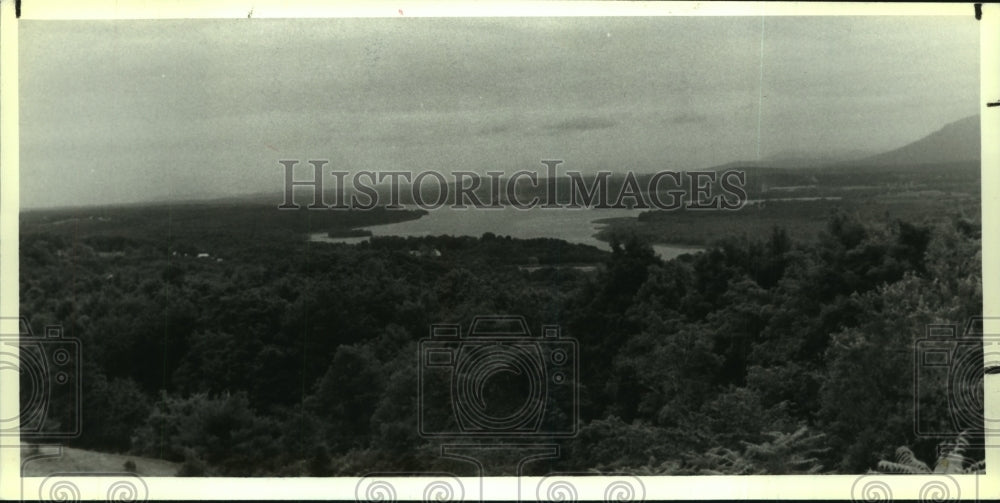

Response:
(860, 115), (980, 165)
(708, 115), (980, 171)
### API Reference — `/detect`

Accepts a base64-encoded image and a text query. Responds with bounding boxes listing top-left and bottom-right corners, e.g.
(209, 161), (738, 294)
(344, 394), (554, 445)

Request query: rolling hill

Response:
(859, 115), (980, 166)
(707, 114), (980, 171)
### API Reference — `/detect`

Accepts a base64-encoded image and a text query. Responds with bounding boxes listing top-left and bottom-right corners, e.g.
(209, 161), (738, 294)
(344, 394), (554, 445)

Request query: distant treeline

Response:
(275, 160), (980, 209)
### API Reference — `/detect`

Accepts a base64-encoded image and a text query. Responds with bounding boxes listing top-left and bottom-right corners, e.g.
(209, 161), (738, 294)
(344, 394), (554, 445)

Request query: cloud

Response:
(477, 123), (513, 136)
(476, 115), (617, 138)
(668, 112), (712, 125)
(543, 116), (618, 134)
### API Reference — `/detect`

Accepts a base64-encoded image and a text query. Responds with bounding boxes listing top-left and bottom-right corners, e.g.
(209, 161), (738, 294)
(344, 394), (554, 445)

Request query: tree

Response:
(79, 372), (151, 452)
(306, 344), (385, 452)
(131, 391), (280, 475)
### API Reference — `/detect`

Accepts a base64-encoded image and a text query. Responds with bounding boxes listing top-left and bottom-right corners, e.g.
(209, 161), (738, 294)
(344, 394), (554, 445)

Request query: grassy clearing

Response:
(21, 445), (179, 477)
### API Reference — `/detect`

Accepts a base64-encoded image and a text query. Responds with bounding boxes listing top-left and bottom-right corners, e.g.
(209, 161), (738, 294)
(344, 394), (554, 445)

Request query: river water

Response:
(309, 206), (702, 260)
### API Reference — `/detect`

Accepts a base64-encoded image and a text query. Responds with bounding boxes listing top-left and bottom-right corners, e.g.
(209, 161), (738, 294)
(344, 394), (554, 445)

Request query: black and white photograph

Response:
(2, 1), (997, 500)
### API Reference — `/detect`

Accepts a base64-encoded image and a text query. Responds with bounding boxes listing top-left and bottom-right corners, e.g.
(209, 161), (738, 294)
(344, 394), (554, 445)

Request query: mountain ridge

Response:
(711, 114), (980, 170)
(856, 114), (980, 166)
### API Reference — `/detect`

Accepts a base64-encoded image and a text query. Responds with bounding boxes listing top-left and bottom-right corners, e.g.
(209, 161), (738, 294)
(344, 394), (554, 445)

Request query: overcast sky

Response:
(19, 16), (979, 208)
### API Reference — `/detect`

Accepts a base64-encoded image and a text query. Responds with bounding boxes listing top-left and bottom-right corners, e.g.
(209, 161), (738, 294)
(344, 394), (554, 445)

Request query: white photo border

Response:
(1, 1), (997, 500)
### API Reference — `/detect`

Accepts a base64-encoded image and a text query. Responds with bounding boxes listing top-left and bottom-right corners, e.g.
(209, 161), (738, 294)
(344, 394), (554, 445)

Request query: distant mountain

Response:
(859, 115), (980, 166)
(707, 115), (981, 171)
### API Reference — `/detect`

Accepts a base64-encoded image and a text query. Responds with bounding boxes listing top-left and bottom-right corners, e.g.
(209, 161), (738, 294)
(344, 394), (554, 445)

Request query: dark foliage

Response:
(19, 201), (981, 475)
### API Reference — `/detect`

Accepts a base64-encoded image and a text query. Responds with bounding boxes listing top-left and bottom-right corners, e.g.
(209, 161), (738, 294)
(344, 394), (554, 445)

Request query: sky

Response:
(19, 15), (980, 208)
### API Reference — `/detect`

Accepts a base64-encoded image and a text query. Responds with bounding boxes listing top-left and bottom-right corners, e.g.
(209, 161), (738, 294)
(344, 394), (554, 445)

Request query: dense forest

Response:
(19, 202), (983, 476)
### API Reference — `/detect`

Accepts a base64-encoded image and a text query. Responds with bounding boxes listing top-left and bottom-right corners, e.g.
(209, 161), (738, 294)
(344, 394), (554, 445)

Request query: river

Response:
(309, 206), (703, 260)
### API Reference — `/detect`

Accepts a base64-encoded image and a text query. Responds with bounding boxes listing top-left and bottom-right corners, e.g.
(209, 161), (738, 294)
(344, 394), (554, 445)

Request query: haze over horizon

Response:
(20, 16), (979, 209)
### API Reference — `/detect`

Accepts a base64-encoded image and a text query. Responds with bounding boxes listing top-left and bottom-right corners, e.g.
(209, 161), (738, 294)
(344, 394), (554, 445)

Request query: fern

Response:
(876, 446), (931, 474)
(682, 426), (828, 475)
(876, 431), (984, 474)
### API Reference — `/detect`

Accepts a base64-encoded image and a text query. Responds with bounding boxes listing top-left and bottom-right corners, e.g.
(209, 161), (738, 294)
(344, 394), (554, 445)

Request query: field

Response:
(21, 445), (180, 477)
